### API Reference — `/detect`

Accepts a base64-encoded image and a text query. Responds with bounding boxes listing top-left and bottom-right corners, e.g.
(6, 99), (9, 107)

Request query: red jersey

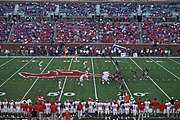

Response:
(34, 104), (38, 111)
(139, 105), (145, 111)
(27, 104), (33, 112)
(37, 104), (44, 112)
(159, 102), (165, 112)
(174, 101), (180, 110)
(22, 103), (27, 111)
(137, 100), (143, 107)
(51, 104), (57, 113)
(65, 110), (71, 119)
(151, 100), (159, 107)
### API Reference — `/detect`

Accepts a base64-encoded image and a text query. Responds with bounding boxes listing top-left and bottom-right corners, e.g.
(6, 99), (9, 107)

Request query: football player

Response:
(9, 100), (15, 118)
(78, 74), (85, 86)
(58, 80), (62, 94)
(85, 67), (90, 80)
(2, 99), (8, 118)
(102, 71), (110, 84)
(165, 100), (172, 117)
(131, 68), (137, 78)
(56, 100), (63, 118)
(132, 102), (138, 120)
(83, 60), (88, 69)
(144, 98), (151, 118)
(104, 100), (110, 120)
(15, 99), (22, 118)
(45, 101), (51, 118)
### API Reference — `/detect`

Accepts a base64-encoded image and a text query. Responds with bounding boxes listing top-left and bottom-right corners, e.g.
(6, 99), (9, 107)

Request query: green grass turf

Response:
(0, 57), (179, 104)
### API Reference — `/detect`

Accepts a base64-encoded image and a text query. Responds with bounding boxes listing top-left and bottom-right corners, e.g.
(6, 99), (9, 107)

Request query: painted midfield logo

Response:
(19, 69), (102, 78)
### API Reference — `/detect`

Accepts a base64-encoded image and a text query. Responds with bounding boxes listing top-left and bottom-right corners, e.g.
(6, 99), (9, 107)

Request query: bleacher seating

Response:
(0, 2), (179, 44)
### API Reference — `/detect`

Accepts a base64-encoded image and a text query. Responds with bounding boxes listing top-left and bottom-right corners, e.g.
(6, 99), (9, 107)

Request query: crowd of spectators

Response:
(0, 2), (179, 17)
(0, 2), (15, 16)
(142, 22), (180, 44)
(0, 22), (12, 43)
(0, 20), (179, 44)
(10, 21), (55, 43)
(55, 20), (97, 43)
(0, 2), (179, 44)
(99, 21), (139, 43)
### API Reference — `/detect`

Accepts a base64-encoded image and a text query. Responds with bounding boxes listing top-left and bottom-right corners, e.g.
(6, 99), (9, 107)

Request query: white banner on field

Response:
(121, 53), (126, 57)
(133, 53), (138, 57)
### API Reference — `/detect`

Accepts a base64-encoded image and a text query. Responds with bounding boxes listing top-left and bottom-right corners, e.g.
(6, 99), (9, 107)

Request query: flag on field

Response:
(112, 44), (127, 51)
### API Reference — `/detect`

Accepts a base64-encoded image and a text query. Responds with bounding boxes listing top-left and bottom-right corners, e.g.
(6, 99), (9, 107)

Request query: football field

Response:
(0, 56), (179, 103)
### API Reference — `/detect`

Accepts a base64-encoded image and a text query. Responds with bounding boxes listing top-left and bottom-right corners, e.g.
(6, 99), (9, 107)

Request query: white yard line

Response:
(169, 58), (180, 65)
(21, 58), (54, 100)
(91, 58), (98, 100)
(0, 57), (15, 68)
(59, 57), (73, 101)
(111, 58), (134, 99)
(150, 58), (180, 80)
(130, 58), (170, 100)
(0, 58), (34, 88)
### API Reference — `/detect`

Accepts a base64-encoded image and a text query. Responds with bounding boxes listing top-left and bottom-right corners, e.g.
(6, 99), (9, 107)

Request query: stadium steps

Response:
(52, 21), (57, 43)
(7, 22), (14, 43)
(138, 22), (143, 43)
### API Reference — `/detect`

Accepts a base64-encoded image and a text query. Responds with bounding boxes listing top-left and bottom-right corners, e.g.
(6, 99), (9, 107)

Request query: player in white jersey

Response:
(132, 102), (138, 120)
(119, 101), (125, 117)
(102, 71), (110, 84)
(112, 101), (118, 117)
(69, 99), (75, 114)
(104, 100), (110, 119)
(144, 99), (151, 118)
(58, 80), (62, 94)
(26, 97), (32, 105)
(165, 100), (172, 117)
(97, 100), (103, 118)
(0, 100), (2, 118)
(83, 60), (88, 68)
(78, 74), (85, 86)
(74, 55), (79, 63)
(15, 99), (22, 118)
(85, 67), (90, 80)
(88, 99), (94, 114)
(74, 99), (80, 113)
(2, 99), (8, 118)
(124, 101), (130, 119)
(56, 100), (62, 118)
(45, 101), (51, 118)
(64, 100), (70, 112)
(81, 100), (86, 116)
(9, 100), (15, 118)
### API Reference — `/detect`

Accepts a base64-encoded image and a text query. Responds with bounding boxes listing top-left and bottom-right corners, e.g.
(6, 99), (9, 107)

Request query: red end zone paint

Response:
(19, 69), (102, 78)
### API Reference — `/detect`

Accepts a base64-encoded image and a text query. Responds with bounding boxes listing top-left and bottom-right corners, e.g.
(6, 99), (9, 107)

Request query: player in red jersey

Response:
(65, 110), (71, 120)
(151, 98), (159, 116)
(138, 103), (145, 120)
(51, 102), (57, 119)
(21, 101), (28, 118)
(27, 102), (33, 120)
(174, 100), (180, 117)
(159, 100), (165, 117)
(137, 98), (143, 107)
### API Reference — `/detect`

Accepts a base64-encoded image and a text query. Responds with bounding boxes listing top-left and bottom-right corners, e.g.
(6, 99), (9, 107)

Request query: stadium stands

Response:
(0, 22), (12, 43)
(0, 2), (179, 44)
(10, 22), (55, 43)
